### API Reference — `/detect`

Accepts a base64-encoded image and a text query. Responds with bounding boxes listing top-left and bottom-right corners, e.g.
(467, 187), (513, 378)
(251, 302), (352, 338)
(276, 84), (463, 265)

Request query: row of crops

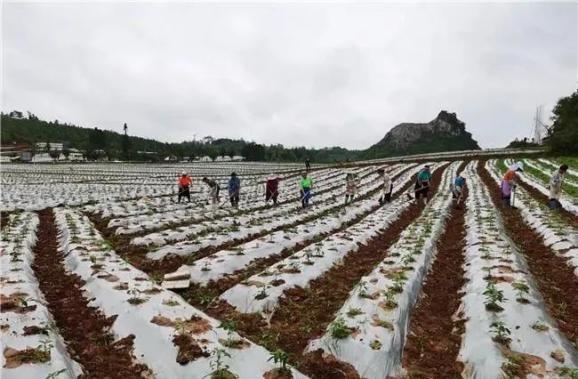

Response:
(1, 158), (577, 378)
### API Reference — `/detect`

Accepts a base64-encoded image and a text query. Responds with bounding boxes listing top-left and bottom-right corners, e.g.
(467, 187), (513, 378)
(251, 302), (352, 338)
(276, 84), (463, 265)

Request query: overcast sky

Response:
(2, 1), (577, 149)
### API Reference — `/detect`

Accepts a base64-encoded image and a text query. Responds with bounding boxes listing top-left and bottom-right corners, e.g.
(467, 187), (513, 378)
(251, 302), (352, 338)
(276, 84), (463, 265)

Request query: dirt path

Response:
(31, 208), (151, 379)
(207, 164), (449, 378)
(478, 161), (578, 348)
(401, 163), (469, 378)
(0, 211), (11, 230)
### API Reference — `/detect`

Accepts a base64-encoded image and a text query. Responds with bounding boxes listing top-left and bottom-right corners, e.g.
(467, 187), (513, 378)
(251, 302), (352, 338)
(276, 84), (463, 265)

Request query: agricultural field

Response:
(1, 157), (577, 379)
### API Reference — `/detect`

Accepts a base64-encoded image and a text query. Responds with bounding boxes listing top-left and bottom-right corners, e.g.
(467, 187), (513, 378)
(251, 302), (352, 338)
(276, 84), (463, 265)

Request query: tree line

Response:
(0, 114), (360, 163)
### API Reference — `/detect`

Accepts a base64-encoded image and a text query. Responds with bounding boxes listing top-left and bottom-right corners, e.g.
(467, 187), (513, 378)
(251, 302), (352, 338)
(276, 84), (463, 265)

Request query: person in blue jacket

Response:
(228, 172), (241, 208)
(451, 172), (466, 206)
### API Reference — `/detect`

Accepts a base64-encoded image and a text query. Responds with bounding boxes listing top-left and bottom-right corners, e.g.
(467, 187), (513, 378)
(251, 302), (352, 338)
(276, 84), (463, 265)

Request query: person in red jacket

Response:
(178, 172), (192, 203)
(265, 174), (280, 206)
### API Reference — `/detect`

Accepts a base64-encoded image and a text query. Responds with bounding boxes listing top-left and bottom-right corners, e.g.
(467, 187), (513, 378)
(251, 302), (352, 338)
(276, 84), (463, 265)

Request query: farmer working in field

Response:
(265, 174), (280, 206)
(344, 172), (358, 204)
(300, 172), (313, 209)
(548, 164), (568, 210)
(451, 172), (466, 206)
(414, 165), (432, 205)
(228, 172), (241, 208)
(379, 168), (393, 205)
(177, 172), (192, 203)
(501, 162), (523, 207)
(202, 177), (220, 205)
(305, 158), (311, 171)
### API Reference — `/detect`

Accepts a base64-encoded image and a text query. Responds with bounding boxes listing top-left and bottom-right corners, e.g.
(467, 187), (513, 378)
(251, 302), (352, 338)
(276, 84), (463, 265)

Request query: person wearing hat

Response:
(344, 172), (359, 204)
(202, 177), (220, 205)
(228, 172), (241, 208)
(548, 164), (568, 209)
(299, 172), (313, 209)
(177, 172), (192, 203)
(415, 165), (432, 205)
(265, 173), (280, 206)
(451, 171), (466, 206)
(379, 168), (393, 205)
(501, 161), (523, 207)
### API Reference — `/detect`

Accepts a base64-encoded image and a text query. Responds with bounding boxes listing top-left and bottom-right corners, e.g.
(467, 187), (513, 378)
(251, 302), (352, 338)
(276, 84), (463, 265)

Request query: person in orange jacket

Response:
(178, 172), (192, 203)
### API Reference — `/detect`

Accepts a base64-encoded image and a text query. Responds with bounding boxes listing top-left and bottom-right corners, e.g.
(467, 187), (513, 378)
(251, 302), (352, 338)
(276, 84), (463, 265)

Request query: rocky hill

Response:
(364, 111), (480, 158)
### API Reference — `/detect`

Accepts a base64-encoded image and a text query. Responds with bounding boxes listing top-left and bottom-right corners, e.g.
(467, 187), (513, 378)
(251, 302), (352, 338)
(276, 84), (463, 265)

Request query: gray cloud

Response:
(3, 1), (576, 149)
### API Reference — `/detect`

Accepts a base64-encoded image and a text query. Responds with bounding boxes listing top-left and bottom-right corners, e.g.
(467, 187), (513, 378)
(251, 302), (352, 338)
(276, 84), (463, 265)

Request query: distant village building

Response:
(199, 156), (212, 162)
(31, 153), (55, 163)
(164, 155), (178, 162)
(231, 155), (245, 162)
(215, 155), (232, 162)
(1, 143), (32, 162)
(60, 148), (84, 161)
(8, 111), (25, 119)
(36, 142), (65, 151)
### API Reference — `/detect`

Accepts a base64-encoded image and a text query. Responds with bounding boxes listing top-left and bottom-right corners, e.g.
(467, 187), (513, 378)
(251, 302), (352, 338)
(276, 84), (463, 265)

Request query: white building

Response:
(215, 155), (232, 162)
(31, 153), (55, 163)
(36, 142), (64, 152)
(231, 155), (245, 161)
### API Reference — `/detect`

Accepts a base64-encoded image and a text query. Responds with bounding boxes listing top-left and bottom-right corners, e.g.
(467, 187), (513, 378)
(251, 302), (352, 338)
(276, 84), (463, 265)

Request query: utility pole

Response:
(532, 106), (547, 144)
(122, 123), (129, 161)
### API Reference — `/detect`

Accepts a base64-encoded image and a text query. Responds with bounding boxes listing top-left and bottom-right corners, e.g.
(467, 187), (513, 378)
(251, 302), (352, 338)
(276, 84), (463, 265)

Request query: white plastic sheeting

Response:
(488, 160), (578, 276)
(148, 167), (392, 261)
(507, 159), (578, 216)
(305, 161), (460, 379)
(168, 164), (418, 286)
(220, 163), (429, 315)
(54, 208), (308, 379)
(131, 166), (375, 247)
(0, 212), (83, 378)
(457, 163), (578, 377)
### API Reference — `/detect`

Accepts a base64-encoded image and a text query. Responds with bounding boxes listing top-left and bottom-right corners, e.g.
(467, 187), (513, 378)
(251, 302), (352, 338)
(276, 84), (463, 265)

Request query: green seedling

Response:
(346, 307), (363, 318)
(490, 321), (511, 345)
(512, 281), (530, 304)
(207, 347), (237, 379)
(483, 282), (505, 312)
(329, 317), (351, 340)
(268, 349), (290, 374)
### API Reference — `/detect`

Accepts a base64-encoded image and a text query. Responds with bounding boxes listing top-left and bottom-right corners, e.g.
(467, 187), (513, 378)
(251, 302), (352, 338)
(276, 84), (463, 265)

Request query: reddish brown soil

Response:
(478, 161), (578, 348)
(181, 165), (426, 309)
(402, 163), (469, 378)
(88, 165), (412, 280)
(172, 334), (210, 365)
(31, 209), (151, 378)
(0, 211), (11, 230)
(207, 164), (448, 378)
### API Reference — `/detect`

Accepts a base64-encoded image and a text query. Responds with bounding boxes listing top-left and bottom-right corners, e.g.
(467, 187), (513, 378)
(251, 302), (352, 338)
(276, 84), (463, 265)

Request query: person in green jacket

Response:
(300, 172), (313, 208)
(414, 165), (432, 205)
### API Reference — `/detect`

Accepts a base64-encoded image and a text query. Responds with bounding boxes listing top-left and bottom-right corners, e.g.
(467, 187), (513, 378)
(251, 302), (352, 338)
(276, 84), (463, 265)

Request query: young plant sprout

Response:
(490, 321), (511, 345)
(512, 281), (530, 303)
(329, 317), (351, 340)
(209, 347), (237, 379)
(483, 282), (505, 312)
(267, 349), (290, 374)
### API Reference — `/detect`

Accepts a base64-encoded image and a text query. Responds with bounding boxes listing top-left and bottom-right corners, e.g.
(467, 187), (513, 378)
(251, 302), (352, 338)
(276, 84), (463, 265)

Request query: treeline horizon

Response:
(1, 112), (361, 163)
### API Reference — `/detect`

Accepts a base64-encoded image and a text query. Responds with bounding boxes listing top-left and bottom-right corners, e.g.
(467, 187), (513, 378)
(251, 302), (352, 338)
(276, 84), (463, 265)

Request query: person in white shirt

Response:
(548, 164), (568, 209)
(379, 169), (393, 205)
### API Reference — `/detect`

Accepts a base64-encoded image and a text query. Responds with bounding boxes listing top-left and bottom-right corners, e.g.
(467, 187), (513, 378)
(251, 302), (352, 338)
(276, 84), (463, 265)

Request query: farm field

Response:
(1, 158), (577, 379)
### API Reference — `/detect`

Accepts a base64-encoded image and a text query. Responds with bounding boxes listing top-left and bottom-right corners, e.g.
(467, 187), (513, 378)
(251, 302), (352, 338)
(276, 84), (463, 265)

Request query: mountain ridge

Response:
(1, 110), (480, 162)
(364, 111), (480, 158)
